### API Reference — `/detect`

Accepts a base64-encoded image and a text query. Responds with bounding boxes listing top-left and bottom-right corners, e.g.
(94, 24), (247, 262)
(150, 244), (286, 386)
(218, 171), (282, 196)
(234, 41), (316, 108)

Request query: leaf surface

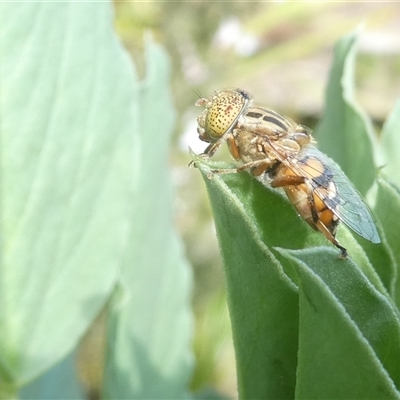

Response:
(0, 1), (137, 386)
(196, 160), (305, 399)
(315, 29), (378, 195)
(381, 99), (400, 187)
(102, 40), (193, 399)
(279, 247), (400, 399)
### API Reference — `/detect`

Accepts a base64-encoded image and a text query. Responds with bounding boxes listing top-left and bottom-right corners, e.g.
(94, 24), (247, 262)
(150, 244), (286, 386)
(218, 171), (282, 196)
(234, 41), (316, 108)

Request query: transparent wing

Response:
(269, 143), (380, 243)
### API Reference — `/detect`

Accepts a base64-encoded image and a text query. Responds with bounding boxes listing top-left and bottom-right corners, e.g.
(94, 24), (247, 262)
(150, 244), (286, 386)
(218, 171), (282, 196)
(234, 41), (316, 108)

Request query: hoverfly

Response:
(193, 88), (380, 258)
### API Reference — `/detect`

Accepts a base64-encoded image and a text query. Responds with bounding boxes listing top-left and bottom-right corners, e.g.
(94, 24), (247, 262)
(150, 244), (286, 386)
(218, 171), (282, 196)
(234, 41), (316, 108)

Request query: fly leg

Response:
(207, 134), (275, 178)
(188, 134), (231, 168)
(206, 159), (273, 179)
(270, 175), (306, 187)
(314, 220), (348, 259)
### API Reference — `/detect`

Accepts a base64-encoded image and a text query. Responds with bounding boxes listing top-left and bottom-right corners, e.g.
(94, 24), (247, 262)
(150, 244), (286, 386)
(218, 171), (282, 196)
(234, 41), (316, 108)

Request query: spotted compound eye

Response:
(204, 89), (249, 142)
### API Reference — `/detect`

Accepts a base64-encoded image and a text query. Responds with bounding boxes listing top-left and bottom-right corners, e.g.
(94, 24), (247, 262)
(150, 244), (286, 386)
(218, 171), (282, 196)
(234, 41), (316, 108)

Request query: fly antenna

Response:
(193, 89), (203, 100)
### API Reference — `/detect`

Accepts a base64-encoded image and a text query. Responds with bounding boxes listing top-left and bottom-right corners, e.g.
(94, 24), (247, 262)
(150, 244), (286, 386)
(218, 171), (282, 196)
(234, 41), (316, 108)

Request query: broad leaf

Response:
(381, 98), (400, 187)
(0, 1), (137, 390)
(315, 29), (378, 196)
(102, 41), (193, 399)
(280, 247), (400, 399)
(196, 160), (299, 399)
(20, 351), (85, 400)
(0, 2), (194, 398)
(373, 177), (400, 307)
(194, 153), (390, 398)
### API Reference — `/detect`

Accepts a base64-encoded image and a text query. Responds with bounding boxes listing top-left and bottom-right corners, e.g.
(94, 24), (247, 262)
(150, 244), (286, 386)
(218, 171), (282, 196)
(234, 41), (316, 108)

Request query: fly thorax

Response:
(276, 137), (301, 153)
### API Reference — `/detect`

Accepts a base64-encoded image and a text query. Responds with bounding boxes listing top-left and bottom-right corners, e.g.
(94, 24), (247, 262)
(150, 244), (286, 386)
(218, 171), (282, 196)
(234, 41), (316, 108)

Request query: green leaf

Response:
(381, 98), (400, 187)
(196, 161), (299, 399)
(373, 177), (400, 307)
(0, 1), (139, 389)
(352, 230), (395, 299)
(315, 28), (378, 196)
(101, 40), (193, 399)
(20, 351), (85, 400)
(335, 227), (388, 296)
(279, 247), (400, 399)
(194, 153), (392, 398)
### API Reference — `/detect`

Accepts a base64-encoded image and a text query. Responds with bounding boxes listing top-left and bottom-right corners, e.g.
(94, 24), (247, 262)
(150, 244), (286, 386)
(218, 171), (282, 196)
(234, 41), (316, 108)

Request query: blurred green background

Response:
(80, 2), (400, 398)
